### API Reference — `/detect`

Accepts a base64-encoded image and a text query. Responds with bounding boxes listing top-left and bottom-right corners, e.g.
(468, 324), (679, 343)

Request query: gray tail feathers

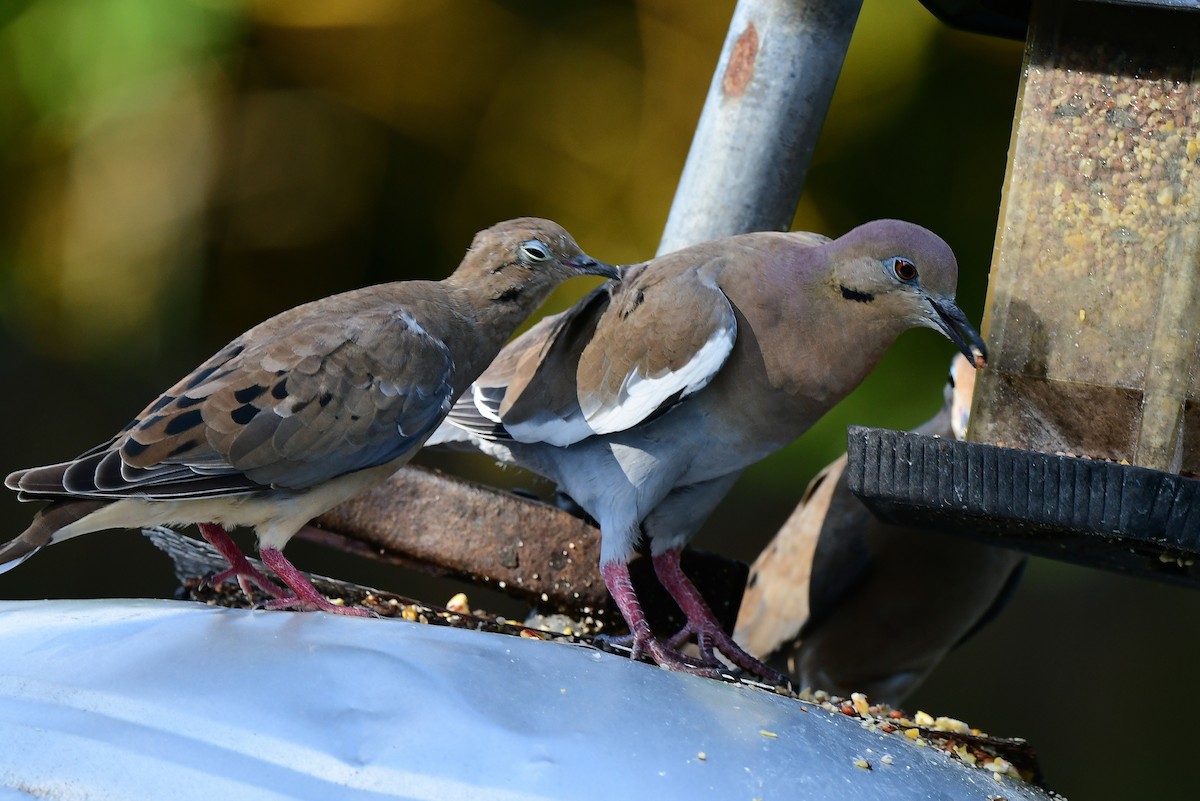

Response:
(0, 500), (107, 572)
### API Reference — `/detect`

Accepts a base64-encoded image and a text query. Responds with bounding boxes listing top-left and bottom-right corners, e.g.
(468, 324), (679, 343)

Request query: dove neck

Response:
(384, 278), (551, 396)
(452, 281), (553, 358)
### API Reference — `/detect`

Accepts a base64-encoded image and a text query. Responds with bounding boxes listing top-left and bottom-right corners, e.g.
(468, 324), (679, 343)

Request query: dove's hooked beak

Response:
(928, 296), (987, 368)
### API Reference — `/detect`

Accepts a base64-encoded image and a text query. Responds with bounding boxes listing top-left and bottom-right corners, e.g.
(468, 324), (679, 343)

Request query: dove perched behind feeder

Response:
(2, 218), (617, 615)
(734, 354), (1025, 703)
(429, 219), (987, 678)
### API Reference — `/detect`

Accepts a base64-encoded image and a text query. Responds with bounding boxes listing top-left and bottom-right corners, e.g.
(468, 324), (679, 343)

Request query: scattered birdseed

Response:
(982, 757), (1022, 781)
(445, 592), (471, 615)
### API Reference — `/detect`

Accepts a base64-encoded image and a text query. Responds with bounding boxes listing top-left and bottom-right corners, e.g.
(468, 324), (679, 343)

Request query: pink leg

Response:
(198, 523), (287, 600)
(600, 560), (724, 677)
(258, 548), (372, 617)
(653, 548), (788, 685)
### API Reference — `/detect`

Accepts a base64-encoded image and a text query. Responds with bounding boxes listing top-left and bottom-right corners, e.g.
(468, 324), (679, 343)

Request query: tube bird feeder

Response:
(850, 0), (1200, 586)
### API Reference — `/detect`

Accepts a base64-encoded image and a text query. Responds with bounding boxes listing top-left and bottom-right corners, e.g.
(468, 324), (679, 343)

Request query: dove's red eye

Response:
(892, 258), (918, 282)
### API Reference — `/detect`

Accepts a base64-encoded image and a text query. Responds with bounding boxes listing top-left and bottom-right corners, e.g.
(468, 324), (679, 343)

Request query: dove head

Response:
(824, 219), (986, 368)
(450, 217), (618, 305)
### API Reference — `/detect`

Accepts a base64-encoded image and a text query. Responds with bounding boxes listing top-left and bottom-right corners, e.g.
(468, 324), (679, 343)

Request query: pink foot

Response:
(198, 523), (287, 600)
(653, 548), (788, 685)
(257, 548), (373, 617)
(599, 560), (726, 678)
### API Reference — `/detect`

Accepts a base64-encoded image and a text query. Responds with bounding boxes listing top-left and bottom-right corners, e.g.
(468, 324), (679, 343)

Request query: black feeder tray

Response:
(847, 426), (1200, 588)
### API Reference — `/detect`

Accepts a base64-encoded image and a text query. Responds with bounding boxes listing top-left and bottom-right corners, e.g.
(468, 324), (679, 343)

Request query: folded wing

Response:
(8, 306), (454, 500)
(444, 257), (737, 448)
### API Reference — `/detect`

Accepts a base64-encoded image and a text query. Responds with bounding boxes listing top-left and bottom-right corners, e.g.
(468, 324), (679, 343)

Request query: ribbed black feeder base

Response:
(846, 425), (1200, 589)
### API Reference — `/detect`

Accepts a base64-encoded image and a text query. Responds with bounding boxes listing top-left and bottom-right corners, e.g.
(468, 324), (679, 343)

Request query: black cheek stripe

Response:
(840, 284), (875, 303)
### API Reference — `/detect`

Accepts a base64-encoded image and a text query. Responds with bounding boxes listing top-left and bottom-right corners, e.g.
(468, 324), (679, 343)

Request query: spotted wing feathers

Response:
(7, 305), (454, 500)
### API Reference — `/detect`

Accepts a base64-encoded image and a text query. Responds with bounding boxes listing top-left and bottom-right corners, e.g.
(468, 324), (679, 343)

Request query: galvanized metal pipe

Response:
(657, 0), (863, 254)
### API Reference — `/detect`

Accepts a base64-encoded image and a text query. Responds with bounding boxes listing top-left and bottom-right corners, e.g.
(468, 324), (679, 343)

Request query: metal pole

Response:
(658, 0), (863, 255)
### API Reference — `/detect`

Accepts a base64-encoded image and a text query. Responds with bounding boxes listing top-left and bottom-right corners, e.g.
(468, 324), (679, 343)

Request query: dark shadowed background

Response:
(1, 2), (1197, 797)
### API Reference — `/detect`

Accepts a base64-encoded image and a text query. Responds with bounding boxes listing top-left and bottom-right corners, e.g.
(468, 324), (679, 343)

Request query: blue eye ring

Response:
(890, 257), (918, 282)
(519, 240), (551, 263)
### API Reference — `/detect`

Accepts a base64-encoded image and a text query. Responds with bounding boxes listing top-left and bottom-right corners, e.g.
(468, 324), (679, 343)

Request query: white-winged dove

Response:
(429, 219), (987, 678)
(734, 354), (1025, 702)
(2, 218), (617, 614)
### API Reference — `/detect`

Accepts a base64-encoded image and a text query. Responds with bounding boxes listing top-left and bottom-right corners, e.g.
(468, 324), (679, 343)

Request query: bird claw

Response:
(262, 594), (374, 617)
(598, 558), (782, 682)
(664, 621), (789, 686)
(649, 549), (791, 687)
(255, 547), (374, 617)
(205, 565), (288, 601)
(592, 631), (636, 650)
(598, 626), (730, 677)
(196, 523), (288, 601)
(642, 635), (728, 679)
(665, 624), (698, 651)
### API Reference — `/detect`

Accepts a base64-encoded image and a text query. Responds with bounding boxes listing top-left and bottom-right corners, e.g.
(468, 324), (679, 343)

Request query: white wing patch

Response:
(507, 410), (595, 448)
(584, 325), (736, 436)
(472, 384), (503, 423)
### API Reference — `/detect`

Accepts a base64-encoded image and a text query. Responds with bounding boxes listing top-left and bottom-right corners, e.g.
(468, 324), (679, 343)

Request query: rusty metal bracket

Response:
(308, 465), (747, 634)
(312, 465), (607, 608)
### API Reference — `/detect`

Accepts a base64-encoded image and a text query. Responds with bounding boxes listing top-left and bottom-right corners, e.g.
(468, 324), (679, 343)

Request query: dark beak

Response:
(565, 254), (620, 281)
(928, 296), (988, 368)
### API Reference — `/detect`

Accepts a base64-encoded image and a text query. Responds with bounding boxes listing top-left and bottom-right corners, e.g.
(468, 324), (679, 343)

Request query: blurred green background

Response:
(1, 1), (1198, 797)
